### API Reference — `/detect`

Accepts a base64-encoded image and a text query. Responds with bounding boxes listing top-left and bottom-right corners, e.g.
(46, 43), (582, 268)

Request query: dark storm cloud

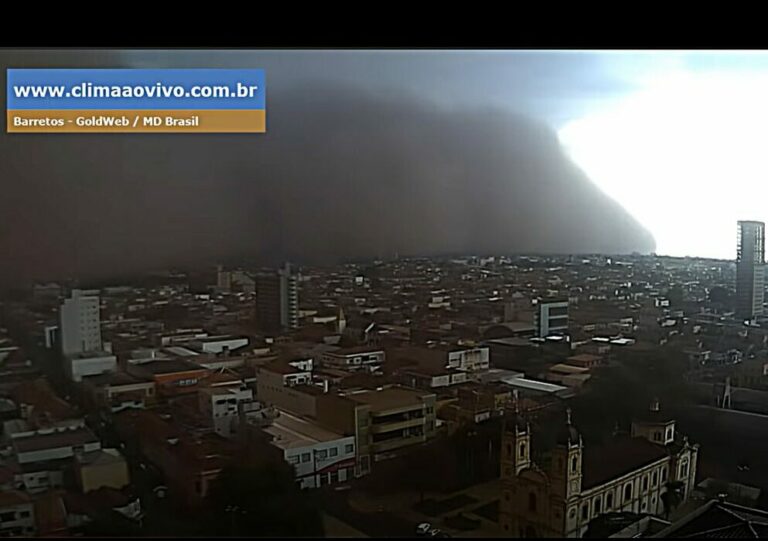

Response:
(0, 50), (655, 286)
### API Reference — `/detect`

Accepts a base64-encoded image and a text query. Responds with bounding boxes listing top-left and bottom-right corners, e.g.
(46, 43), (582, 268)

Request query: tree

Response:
(708, 286), (732, 307)
(666, 285), (684, 307)
(202, 458), (325, 538)
(661, 480), (686, 519)
(408, 435), (457, 501)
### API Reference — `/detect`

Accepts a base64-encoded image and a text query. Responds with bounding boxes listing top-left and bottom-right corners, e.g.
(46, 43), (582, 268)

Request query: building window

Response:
(301, 453), (310, 463)
(642, 475), (649, 491)
(652, 470), (658, 487)
(520, 442), (526, 458)
(528, 492), (537, 512)
(594, 497), (602, 515)
(345, 444), (354, 454)
(606, 492), (613, 510)
(661, 466), (668, 483)
(581, 503), (589, 520)
(317, 449), (328, 460)
(680, 460), (689, 478)
(571, 456), (578, 473)
(624, 483), (632, 502)
(569, 507), (576, 520)
(330, 448), (338, 457)
(654, 431), (662, 441)
(288, 455), (300, 465)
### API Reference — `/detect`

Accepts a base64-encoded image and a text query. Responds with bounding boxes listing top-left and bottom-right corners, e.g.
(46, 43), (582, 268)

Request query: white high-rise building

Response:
(535, 299), (569, 338)
(736, 220), (765, 321)
(59, 289), (103, 356)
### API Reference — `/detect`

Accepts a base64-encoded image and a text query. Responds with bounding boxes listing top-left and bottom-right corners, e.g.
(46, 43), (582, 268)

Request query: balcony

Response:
(370, 416), (425, 434)
(372, 434), (427, 453)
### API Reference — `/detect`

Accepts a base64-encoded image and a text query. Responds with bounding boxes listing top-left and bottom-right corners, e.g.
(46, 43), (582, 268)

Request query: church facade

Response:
(499, 400), (699, 538)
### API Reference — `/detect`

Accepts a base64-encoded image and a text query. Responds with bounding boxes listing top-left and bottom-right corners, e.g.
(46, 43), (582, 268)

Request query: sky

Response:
(2, 49), (766, 285)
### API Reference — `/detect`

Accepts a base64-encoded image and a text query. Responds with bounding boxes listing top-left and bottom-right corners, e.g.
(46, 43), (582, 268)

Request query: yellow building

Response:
(500, 400), (699, 538)
(75, 448), (130, 493)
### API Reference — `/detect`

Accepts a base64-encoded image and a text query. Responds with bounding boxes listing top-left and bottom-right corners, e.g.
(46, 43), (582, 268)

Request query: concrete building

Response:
(446, 346), (490, 372)
(255, 359), (322, 418)
(401, 366), (467, 389)
(75, 448), (130, 493)
(256, 263), (299, 332)
(65, 352), (117, 383)
(321, 346), (386, 372)
(12, 425), (101, 465)
(263, 410), (356, 489)
(126, 359), (210, 398)
(736, 220), (765, 321)
(80, 371), (156, 412)
(499, 401), (699, 538)
(0, 491), (35, 537)
(59, 289), (102, 356)
(198, 385), (255, 438)
(535, 299), (569, 338)
(194, 335), (249, 355)
(316, 385), (437, 476)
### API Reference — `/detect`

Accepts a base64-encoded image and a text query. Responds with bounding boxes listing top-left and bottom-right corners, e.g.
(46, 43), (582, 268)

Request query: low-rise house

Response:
(126, 359), (210, 398)
(321, 346), (386, 372)
(80, 371), (156, 412)
(75, 448), (130, 493)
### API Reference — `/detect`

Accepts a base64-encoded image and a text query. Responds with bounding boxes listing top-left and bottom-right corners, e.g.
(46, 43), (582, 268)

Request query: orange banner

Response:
(7, 109), (266, 133)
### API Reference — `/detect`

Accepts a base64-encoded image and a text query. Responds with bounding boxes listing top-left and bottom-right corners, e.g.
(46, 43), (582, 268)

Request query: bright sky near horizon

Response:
(559, 64), (768, 261)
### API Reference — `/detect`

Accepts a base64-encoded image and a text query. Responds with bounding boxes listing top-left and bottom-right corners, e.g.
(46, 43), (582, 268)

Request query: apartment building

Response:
(316, 385), (437, 476)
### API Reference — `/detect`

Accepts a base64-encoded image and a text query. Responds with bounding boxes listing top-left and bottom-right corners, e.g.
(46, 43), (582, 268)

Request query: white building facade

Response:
(59, 289), (102, 356)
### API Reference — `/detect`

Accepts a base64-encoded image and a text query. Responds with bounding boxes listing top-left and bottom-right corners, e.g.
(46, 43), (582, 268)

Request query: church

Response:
(499, 399), (699, 538)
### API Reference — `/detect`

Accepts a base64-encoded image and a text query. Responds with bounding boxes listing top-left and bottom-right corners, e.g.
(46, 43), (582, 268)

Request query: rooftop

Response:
(0, 490), (31, 508)
(13, 426), (100, 454)
(329, 346), (385, 356)
(343, 386), (433, 413)
(69, 350), (115, 360)
(81, 371), (152, 387)
(582, 435), (669, 490)
(264, 411), (347, 450)
(653, 499), (768, 538)
(76, 448), (126, 467)
(130, 359), (206, 375)
(500, 377), (568, 394)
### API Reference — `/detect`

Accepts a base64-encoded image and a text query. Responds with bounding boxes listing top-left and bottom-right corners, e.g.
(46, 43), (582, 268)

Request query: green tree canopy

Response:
(202, 458), (325, 538)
